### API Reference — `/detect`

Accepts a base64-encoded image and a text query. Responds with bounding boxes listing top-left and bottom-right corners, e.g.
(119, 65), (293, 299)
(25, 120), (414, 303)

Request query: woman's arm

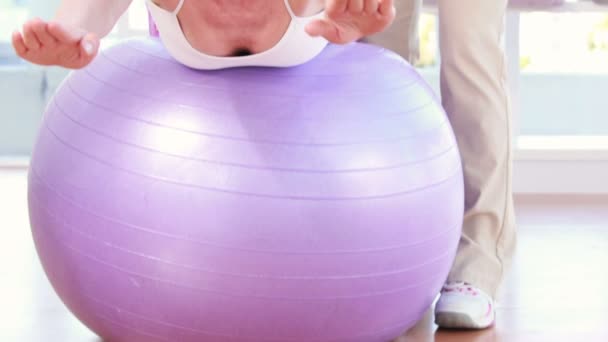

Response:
(12, 0), (133, 69)
(54, 0), (133, 38)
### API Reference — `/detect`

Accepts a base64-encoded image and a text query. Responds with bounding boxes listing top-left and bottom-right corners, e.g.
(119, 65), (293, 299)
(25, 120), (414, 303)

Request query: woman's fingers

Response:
(329, 0), (393, 18)
(11, 31), (28, 57)
(318, 0), (395, 44)
(363, 0), (380, 14)
(379, 0), (395, 17)
(22, 21), (42, 50)
(306, 19), (335, 38)
(79, 32), (100, 58)
(347, 0), (364, 13)
(11, 19), (98, 69)
(327, 0), (348, 17)
(31, 20), (57, 46)
(306, 18), (352, 44)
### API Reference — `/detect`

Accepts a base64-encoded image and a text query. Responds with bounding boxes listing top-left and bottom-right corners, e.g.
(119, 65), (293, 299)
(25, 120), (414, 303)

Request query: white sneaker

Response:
(434, 281), (496, 329)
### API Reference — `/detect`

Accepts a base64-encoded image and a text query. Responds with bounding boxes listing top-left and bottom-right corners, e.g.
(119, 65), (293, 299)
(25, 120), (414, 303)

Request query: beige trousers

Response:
(366, 0), (517, 298)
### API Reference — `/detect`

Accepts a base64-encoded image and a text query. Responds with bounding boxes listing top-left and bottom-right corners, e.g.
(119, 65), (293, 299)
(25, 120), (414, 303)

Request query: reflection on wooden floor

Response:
(1, 170), (607, 341)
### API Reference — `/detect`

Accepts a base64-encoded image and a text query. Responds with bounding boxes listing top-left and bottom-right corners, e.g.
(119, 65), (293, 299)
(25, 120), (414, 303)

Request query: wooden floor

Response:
(2, 169), (607, 342)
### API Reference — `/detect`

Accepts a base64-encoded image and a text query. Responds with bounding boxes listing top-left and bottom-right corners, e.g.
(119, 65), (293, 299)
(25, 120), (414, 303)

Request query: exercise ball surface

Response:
(28, 38), (463, 342)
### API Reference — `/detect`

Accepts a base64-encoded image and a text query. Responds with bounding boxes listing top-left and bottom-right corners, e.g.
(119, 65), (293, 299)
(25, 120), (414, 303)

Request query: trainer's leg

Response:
(437, 0), (516, 299)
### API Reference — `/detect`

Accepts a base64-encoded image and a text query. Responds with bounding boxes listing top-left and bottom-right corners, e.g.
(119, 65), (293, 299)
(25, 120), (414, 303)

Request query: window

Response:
(520, 12), (608, 73)
(416, 2), (608, 140)
(518, 11), (608, 137)
(417, 13), (438, 68)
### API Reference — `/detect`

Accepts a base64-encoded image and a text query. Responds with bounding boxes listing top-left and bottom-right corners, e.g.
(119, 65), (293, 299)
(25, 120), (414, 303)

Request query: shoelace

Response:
(441, 281), (480, 296)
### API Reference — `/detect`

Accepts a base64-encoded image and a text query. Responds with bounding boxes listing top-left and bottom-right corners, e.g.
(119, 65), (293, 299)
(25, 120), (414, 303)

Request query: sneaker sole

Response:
(435, 311), (494, 330)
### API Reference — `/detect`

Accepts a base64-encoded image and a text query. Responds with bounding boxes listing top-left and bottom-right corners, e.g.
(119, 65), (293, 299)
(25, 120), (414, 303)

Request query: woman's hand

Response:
(12, 18), (100, 69)
(305, 0), (395, 44)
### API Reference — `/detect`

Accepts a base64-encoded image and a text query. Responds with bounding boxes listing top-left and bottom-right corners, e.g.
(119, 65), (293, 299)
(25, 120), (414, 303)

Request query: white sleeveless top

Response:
(146, 0), (329, 70)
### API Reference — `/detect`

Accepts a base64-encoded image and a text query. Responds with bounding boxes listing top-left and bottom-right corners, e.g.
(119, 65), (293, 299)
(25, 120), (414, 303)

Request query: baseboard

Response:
(514, 154), (608, 194)
(0, 156), (29, 169)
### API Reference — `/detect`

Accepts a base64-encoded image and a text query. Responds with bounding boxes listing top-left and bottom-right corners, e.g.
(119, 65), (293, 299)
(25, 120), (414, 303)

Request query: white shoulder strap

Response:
(283, 0), (297, 18)
(172, 0), (186, 15)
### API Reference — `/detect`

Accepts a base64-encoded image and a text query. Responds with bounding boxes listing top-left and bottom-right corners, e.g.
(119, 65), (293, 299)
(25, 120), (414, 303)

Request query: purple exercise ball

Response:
(28, 38), (463, 342)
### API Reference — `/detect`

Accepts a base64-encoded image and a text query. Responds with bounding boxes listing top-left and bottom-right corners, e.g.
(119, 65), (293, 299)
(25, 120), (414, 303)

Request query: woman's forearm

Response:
(54, 0), (133, 38)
